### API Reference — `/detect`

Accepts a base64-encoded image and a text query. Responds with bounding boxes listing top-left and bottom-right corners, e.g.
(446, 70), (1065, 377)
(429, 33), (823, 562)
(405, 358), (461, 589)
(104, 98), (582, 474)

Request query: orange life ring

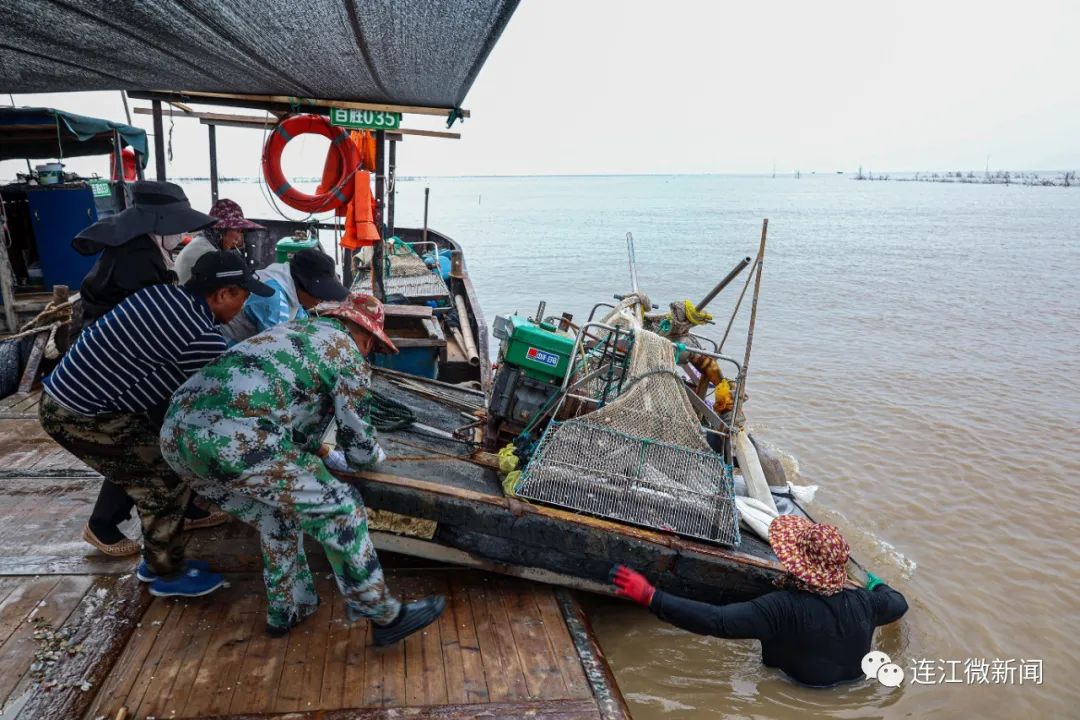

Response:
(262, 114), (361, 213)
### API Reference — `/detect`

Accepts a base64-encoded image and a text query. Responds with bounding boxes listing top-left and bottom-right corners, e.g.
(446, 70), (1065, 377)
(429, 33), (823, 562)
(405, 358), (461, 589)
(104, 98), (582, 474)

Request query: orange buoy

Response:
(262, 114), (361, 213)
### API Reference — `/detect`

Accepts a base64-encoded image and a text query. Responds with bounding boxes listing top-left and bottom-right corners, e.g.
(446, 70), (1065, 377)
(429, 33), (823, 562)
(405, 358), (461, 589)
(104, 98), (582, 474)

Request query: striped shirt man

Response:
(44, 284), (227, 416)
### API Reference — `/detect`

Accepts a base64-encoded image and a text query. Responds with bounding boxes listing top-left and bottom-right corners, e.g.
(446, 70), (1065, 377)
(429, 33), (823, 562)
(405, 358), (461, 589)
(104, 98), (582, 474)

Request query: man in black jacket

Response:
(611, 515), (908, 687)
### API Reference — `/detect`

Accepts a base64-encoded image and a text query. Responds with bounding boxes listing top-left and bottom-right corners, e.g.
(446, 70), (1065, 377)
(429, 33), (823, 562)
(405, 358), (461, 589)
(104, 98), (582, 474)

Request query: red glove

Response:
(611, 565), (656, 607)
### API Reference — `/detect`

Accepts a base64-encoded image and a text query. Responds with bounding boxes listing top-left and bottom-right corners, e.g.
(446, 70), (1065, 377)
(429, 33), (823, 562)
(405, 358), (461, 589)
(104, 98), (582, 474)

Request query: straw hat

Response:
(315, 292), (398, 354)
(768, 515), (849, 595)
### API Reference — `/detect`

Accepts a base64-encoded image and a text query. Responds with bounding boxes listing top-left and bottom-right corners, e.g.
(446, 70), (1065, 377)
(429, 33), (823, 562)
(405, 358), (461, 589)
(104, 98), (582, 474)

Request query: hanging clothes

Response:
(317, 131), (381, 250)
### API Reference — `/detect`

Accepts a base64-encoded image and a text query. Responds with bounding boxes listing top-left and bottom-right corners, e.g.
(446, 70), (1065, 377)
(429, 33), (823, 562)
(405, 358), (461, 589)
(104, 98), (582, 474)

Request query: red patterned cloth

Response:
(768, 515), (849, 596)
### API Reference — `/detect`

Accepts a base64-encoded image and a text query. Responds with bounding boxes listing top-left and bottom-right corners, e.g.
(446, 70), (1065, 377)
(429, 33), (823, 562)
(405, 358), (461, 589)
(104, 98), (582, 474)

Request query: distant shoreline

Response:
(158, 171), (1080, 185)
(853, 168), (1077, 188)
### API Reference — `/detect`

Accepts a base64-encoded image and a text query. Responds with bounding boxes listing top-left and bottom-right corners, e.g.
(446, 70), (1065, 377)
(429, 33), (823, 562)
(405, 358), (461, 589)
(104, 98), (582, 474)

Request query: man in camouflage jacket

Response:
(161, 293), (445, 643)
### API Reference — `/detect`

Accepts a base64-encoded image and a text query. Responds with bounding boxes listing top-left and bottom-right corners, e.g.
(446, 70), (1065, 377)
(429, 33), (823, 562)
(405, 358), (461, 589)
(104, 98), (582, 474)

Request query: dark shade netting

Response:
(0, 0), (519, 109)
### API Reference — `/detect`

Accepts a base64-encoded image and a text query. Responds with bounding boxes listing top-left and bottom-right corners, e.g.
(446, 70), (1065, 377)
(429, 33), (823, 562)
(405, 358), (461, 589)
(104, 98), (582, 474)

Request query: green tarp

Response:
(0, 107), (148, 164)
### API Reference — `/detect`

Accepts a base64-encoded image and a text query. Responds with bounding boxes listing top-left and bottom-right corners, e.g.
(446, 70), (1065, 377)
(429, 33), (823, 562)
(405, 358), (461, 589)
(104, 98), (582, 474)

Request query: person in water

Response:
(610, 515), (908, 687)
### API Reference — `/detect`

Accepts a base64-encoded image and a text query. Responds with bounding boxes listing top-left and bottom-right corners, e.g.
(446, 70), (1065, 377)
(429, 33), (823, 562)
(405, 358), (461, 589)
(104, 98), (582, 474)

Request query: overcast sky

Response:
(4, 0), (1078, 179)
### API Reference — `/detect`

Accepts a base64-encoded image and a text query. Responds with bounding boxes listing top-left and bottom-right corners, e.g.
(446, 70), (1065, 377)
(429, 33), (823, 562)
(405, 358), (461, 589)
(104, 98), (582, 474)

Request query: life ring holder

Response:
(262, 114), (361, 213)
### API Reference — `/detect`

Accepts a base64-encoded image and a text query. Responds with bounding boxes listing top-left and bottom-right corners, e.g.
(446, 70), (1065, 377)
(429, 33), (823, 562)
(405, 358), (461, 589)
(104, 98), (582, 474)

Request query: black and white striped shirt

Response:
(44, 284), (226, 415)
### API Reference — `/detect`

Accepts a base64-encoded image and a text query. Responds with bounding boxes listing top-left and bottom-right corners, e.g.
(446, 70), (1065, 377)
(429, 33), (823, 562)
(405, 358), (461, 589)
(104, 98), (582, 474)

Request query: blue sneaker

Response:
(148, 567), (226, 598)
(136, 559), (211, 583)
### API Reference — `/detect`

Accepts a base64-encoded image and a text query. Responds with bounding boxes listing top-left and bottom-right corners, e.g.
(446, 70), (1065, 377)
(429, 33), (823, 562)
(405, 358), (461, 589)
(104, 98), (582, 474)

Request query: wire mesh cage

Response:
(568, 324), (636, 407)
(515, 419), (740, 546)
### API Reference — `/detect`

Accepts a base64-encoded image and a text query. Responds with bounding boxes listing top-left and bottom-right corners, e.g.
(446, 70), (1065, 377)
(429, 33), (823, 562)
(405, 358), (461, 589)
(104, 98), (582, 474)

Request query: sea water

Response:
(191, 174), (1078, 719)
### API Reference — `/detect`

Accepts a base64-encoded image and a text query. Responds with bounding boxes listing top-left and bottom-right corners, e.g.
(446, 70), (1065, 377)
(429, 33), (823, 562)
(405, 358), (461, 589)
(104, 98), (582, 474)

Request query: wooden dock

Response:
(0, 390), (631, 719)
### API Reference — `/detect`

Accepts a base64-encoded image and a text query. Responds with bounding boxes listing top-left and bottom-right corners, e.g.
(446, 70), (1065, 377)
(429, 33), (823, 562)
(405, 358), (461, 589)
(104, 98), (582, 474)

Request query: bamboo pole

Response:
(731, 219), (768, 423)
(454, 295), (480, 366)
(696, 256), (752, 311)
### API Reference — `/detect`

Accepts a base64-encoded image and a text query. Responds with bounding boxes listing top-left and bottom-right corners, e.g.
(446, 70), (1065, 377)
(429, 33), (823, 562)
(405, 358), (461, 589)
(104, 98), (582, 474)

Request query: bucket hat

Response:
(73, 181), (216, 255)
(289, 248), (349, 302)
(768, 515), (849, 595)
(315, 292), (398, 354)
(209, 198), (265, 230)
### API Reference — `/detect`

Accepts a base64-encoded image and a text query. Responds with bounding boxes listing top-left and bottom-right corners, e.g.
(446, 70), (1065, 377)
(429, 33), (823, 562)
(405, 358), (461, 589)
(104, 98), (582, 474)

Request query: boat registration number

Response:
(526, 347), (560, 368)
(330, 107), (402, 131)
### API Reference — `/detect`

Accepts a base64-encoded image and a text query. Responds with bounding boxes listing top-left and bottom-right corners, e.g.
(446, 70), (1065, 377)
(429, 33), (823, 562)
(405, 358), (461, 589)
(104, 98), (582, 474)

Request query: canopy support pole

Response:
(208, 124), (219, 204)
(422, 187), (430, 246)
(151, 101), (166, 181)
(372, 130), (386, 301)
(111, 130), (128, 210)
(387, 137), (397, 238)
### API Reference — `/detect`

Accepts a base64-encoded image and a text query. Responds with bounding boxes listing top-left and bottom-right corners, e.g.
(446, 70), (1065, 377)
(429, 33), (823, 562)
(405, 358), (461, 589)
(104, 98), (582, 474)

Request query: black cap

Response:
(289, 248), (349, 302)
(186, 251), (275, 297)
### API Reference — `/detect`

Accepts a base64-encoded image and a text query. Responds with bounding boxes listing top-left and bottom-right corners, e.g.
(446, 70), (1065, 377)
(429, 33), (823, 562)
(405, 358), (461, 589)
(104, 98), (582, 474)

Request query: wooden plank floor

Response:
(0, 408), (629, 720)
(85, 571), (602, 719)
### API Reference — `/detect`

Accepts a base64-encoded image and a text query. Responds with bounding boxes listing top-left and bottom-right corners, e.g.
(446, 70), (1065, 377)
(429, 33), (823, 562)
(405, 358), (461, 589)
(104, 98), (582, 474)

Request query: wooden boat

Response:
(0, 0), (811, 682)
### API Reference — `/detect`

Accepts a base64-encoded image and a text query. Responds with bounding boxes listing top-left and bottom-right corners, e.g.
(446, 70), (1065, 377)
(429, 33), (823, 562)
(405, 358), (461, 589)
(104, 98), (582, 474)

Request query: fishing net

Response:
(385, 241), (435, 278)
(515, 299), (740, 545)
(354, 241), (449, 298)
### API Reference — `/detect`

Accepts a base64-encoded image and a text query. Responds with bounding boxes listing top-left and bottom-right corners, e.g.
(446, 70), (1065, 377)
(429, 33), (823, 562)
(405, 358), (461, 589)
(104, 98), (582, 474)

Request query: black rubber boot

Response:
(372, 596), (446, 647)
(265, 598), (321, 638)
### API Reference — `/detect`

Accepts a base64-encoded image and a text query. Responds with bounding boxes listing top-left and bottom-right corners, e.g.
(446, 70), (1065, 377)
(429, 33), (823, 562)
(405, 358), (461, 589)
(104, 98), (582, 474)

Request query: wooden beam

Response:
(347, 468), (784, 574)
(157, 89), (470, 118)
(134, 107), (276, 125)
(16, 575), (153, 720)
(132, 107), (460, 138)
(17, 330), (49, 394)
(370, 532), (615, 597)
(553, 589), (633, 720)
(389, 127), (460, 140)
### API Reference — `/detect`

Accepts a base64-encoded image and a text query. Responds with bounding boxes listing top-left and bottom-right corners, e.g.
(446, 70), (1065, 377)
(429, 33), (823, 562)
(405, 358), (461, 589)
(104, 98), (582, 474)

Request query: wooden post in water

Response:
(732, 219), (768, 423)
(207, 124), (219, 204)
(372, 130), (386, 300)
(151, 100), (166, 181)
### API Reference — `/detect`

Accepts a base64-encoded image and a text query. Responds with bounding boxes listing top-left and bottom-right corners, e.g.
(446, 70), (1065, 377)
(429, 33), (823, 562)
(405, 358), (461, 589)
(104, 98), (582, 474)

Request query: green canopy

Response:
(0, 107), (148, 165)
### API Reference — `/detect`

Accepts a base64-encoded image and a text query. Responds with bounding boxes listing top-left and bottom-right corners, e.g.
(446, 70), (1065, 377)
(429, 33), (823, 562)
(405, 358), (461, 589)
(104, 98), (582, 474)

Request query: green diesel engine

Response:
(484, 312), (575, 450)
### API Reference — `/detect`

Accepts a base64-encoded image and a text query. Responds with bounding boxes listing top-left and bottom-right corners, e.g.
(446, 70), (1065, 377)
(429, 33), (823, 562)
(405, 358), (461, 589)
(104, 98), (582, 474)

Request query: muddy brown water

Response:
(195, 174), (1078, 718)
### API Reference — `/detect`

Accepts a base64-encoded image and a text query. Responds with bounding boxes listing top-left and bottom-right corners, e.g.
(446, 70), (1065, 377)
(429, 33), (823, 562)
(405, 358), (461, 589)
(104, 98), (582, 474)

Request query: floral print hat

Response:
(768, 515), (850, 595)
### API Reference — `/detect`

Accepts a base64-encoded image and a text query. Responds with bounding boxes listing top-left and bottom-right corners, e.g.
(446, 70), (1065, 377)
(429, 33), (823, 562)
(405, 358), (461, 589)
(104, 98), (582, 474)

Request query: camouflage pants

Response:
(39, 393), (189, 576)
(161, 429), (399, 629)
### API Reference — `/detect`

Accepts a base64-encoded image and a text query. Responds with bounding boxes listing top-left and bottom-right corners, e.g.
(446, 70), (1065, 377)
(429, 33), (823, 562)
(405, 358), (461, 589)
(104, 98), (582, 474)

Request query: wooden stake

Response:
(0, 198), (18, 333)
(732, 219), (768, 422)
